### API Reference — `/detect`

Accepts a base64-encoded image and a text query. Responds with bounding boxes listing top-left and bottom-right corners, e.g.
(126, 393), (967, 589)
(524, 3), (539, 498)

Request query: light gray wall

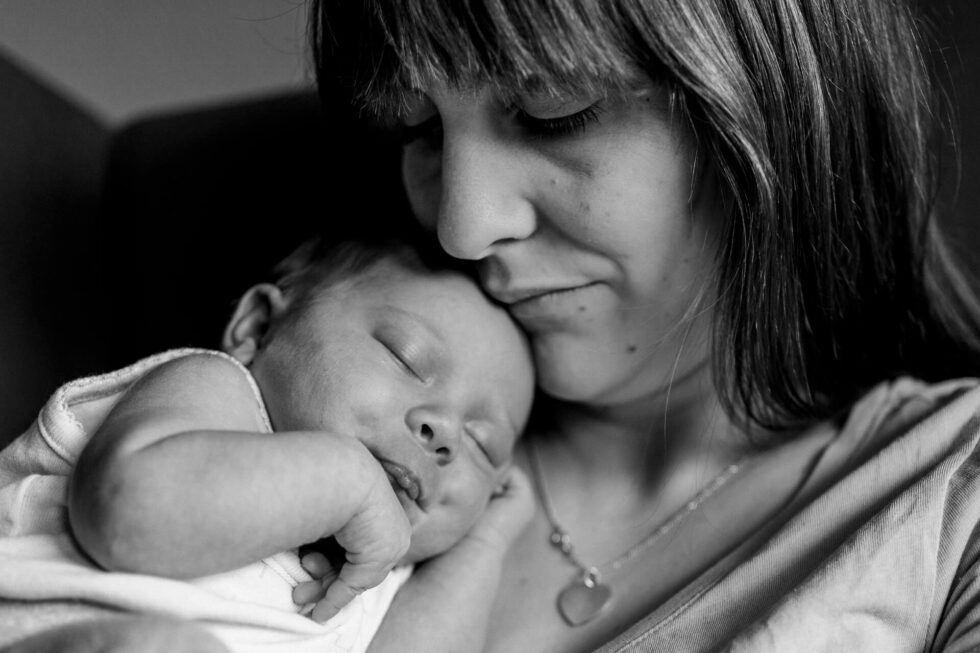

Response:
(0, 0), (310, 125)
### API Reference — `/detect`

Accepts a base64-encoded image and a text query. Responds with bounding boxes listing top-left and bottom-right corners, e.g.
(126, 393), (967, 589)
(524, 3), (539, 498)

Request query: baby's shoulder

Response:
(125, 350), (270, 432)
(134, 349), (248, 389)
(147, 349), (251, 384)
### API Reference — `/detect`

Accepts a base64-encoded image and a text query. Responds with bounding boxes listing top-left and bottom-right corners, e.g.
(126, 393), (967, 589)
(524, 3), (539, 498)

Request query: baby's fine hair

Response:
(271, 220), (468, 310)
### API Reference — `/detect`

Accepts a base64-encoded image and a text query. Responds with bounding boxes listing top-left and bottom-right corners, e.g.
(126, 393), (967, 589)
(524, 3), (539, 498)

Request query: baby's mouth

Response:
(378, 459), (425, 508)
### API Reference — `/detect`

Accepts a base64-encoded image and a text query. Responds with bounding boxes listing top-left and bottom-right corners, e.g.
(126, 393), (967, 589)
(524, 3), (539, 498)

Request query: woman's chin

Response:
(530, 332), (711, 408)
(531, 341), (634, 405)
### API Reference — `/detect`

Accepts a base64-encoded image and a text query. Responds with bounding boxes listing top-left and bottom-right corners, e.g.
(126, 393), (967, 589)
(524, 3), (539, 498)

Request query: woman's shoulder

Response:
(835, 375), (980, 463)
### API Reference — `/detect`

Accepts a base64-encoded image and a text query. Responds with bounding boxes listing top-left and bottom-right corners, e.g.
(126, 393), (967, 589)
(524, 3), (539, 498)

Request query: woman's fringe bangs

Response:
(351, 0), (641, 118)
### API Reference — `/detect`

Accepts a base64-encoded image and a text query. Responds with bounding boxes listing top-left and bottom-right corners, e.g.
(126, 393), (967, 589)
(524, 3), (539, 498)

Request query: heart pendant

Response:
(557, 576), (613, 626)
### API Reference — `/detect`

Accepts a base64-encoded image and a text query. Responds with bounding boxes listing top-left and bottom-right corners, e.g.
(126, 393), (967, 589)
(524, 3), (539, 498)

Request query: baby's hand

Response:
(465, 465), (535, 553)
(292, 460), (410, 624)
(293, 549), (338, 614)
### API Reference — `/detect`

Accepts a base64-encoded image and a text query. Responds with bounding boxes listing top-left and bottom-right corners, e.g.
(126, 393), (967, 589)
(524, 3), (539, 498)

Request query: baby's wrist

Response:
(456, 525), (518, 559)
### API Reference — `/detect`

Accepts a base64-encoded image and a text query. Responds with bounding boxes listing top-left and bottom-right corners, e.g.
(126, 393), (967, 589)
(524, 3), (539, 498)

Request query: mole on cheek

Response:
(578, 305), (587, 312)
(627, 345), (638, 354)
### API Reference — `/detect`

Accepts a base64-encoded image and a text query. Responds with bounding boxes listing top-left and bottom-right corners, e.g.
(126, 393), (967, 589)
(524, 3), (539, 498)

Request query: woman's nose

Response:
(435, 131), (537, 260)
(405, 406), (461, 465)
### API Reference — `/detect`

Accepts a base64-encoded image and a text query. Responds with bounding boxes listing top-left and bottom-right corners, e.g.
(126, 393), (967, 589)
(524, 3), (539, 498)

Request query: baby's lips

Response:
(378, 458), (427, 507)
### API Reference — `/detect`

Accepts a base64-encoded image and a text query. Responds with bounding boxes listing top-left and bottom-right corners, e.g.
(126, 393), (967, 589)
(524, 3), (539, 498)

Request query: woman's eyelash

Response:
(513, 103), (604, 138)
(398, 103), (604, 145)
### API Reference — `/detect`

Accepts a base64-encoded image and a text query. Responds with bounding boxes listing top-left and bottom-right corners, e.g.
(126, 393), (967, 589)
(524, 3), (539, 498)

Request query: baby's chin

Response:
(400, 527), (465, 566)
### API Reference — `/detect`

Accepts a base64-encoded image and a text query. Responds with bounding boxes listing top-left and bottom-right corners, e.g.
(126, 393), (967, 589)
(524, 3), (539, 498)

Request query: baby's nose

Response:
(405, 406), (461, 465)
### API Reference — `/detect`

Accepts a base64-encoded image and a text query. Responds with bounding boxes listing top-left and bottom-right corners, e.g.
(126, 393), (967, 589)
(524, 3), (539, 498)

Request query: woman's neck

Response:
(528, 368), (749, 502)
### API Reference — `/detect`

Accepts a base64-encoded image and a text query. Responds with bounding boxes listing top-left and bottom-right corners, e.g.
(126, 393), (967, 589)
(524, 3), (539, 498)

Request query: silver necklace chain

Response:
(526, 438), (746, 580)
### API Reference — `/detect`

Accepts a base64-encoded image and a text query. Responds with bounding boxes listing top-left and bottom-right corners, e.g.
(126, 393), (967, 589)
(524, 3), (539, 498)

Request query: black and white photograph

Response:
(1, 1), (980, 651)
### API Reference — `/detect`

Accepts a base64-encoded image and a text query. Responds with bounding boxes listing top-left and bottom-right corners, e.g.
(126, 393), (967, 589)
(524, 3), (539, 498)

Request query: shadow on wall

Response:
(0, 53), (109, 439)
(0, 0), (978, 444)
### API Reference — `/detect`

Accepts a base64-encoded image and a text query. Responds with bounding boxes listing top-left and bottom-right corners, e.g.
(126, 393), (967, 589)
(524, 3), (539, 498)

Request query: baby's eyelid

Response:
(382, 342), (426, 381)
(464, 424), (497, 464)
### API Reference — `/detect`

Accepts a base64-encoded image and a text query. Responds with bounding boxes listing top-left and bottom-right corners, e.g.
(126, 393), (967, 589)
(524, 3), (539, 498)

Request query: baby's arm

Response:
(369, 466), (534, 652)
(69, 354), (409, 601)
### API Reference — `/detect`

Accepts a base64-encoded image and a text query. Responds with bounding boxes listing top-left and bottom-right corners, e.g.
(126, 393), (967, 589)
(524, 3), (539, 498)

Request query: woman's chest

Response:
(483, 504), (742, 653)
(485, 435), (841, 651)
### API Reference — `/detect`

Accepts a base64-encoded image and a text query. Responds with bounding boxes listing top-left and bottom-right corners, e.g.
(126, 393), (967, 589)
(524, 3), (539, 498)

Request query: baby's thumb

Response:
(310, 564), (388, 623)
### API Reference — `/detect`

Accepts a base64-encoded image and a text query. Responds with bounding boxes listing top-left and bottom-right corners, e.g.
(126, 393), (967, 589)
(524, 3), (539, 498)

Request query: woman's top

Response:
(0, 348), (410, 653)
(601, 376), (980, 652)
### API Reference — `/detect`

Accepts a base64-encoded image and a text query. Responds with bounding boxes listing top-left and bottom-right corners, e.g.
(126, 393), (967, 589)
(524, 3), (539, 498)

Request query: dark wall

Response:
(0, 54), (109, 438)
(99, 91), (405, 371)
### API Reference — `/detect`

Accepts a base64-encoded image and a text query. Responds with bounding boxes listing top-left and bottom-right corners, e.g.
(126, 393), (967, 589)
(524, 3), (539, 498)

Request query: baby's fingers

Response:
(294, 552), (340, 609)
(300, 551), (337, 580)
(292, 580), (326, 607)
(310, 569), (378, 623)
(307, 457), (412, 623)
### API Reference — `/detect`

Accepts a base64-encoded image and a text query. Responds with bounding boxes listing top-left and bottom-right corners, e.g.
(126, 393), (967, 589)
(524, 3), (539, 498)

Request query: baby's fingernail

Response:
(312, 604), (338, 624)
(301, 553), (326, 574)
(293, 582), (323, 604)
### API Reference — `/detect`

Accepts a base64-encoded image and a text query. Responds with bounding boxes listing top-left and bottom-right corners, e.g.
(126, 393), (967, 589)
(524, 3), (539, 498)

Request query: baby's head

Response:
(222, 231), (535, 562)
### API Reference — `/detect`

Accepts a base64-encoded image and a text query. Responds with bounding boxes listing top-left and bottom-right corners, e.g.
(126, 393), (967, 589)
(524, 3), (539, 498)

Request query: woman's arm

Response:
(69, 354), (408, 588)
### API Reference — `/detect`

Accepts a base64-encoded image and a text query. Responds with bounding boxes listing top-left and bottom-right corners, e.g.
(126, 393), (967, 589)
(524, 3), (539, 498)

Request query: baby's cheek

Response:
(440, 483), (490, 537)
(348, 389), (402, 439)
(459, 478), (497, 529)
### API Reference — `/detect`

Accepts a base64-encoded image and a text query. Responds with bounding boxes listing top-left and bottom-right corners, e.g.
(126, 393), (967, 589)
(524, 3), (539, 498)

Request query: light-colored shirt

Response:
(601, 377), (980, 652)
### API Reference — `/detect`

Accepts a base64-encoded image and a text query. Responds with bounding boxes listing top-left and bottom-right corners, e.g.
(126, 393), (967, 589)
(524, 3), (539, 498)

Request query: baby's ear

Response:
(222, 283), (289, 365)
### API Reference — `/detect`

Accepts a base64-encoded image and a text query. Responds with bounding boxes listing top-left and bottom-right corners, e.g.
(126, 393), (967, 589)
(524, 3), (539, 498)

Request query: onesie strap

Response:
(170, 348), (275, 434)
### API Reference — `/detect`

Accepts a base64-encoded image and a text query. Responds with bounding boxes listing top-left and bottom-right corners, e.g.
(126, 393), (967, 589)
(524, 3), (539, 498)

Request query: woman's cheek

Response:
(402, 149), (442, 229)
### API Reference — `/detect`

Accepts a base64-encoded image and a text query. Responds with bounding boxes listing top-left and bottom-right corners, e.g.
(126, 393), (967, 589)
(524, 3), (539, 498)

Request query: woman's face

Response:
(400, 80), (723, 406)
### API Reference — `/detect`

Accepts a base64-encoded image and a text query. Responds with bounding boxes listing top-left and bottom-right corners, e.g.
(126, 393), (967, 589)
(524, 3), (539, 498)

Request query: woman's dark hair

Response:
(310, 0), (980, 433)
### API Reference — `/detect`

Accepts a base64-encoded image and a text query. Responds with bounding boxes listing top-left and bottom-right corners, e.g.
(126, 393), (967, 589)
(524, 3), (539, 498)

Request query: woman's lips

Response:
(489, 282), (598, 305)
(378, 459), (426, 508)
(493, 282), (603, 324)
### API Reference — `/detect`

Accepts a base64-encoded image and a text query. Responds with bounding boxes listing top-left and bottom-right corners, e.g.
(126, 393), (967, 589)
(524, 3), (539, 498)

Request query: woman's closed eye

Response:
(511, 101), (605, 139)
(398, 96), (606, 146)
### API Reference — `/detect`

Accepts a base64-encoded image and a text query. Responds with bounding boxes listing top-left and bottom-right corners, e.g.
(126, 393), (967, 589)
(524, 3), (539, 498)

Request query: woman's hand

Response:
(292, 457), (411, 624)
(4, 615), (230, 653)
